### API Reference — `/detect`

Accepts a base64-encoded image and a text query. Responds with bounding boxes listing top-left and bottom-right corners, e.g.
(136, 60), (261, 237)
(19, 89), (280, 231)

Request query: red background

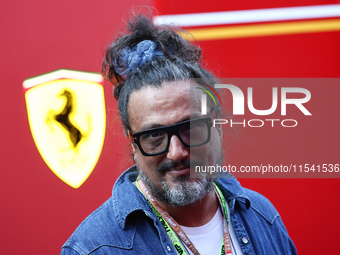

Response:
(1, 0), (339, 254)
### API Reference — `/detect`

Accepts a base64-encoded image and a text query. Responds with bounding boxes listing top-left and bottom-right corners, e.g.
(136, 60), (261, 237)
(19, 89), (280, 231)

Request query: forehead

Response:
(128, 80), (202, 132)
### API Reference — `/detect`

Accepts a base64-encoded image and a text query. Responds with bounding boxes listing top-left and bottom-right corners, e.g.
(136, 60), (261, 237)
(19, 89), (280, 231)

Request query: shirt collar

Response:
(215, 176), (251, 212)
(112, 166), (156, 229)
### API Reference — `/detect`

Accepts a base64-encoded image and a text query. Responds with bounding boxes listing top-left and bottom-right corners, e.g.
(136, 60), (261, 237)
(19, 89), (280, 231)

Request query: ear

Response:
(216, 125), (223, 141)
(131, 143), (138, 162)
(131, 143), (137, 154)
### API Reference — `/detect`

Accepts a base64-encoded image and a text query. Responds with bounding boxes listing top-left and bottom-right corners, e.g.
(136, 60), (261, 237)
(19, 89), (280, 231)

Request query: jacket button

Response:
(242, 237), (249, 244)
(167, 246), (171, 251)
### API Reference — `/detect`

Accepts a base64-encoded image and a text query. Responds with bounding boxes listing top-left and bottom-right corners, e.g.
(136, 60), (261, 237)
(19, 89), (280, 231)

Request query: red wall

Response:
(1, 0), (339, 254)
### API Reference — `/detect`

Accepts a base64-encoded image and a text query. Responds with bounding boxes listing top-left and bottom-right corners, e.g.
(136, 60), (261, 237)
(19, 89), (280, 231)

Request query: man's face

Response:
(128, 80), (223, 206)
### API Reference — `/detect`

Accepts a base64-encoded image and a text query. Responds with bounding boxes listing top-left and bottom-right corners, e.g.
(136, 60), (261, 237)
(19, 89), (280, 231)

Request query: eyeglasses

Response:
(128, 112), (214, 157)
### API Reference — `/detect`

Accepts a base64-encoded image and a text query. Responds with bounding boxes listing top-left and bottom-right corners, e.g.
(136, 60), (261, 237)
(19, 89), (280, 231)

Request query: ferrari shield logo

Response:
(23, 69), (106, 188)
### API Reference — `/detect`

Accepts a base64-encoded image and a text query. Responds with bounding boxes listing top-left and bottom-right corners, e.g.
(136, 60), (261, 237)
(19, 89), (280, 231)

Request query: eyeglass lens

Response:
(139, 120), (209, 155)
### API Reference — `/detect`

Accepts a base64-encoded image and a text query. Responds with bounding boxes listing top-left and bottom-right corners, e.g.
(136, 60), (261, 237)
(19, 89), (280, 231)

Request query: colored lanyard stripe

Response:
(214, 183), (233, 255)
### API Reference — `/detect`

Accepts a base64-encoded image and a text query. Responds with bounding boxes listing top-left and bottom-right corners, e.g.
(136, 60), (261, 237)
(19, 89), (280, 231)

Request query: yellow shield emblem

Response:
(23, 69), (106, 188)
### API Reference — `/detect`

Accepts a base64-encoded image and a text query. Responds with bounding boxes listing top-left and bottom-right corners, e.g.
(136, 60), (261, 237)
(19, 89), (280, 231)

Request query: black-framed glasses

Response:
(128, 111), (215, 157)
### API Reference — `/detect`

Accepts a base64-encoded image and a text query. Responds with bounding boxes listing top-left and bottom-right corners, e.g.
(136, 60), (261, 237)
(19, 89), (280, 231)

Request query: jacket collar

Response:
(215, 176), (251, 212)
(112, 166), (156, 229)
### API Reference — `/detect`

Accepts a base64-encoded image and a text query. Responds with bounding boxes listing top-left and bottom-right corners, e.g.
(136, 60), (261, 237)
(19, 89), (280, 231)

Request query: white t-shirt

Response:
(179, 204), (244, 255)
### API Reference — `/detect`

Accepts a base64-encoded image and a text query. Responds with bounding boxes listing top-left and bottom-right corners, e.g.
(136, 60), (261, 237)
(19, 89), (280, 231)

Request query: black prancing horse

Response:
(47, 89), (85, 148)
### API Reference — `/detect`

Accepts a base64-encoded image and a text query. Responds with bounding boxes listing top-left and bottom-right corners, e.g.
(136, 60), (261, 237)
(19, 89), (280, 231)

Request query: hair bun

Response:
(102, 14), (203, 99)
(116, 40), (164, 77)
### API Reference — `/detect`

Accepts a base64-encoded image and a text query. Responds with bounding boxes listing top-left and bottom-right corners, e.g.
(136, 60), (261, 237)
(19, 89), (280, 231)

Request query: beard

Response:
(138, 159), (214, 207)
(137, 137), (226, 207)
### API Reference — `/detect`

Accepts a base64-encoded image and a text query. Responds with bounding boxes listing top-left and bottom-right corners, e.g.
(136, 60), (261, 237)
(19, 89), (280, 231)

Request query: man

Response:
(61, 15), (297, 255)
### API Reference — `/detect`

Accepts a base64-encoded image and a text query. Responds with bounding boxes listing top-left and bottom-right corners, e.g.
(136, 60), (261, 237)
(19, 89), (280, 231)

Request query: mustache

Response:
(156, 159), (205, 173)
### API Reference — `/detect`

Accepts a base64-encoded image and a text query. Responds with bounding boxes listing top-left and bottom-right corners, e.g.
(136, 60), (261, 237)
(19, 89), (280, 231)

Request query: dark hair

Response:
(102, 14), (217, 133)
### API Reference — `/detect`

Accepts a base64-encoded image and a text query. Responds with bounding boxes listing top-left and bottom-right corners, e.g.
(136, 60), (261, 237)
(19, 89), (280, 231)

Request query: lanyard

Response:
(136, 178), (233, 255)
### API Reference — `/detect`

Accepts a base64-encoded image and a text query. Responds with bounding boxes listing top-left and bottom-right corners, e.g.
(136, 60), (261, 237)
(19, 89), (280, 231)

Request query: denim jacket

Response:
(61, 166), (297, 254)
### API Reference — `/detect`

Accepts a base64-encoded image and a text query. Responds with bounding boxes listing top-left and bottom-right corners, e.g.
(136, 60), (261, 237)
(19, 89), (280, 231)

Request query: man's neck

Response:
(163, 190), (219, 227)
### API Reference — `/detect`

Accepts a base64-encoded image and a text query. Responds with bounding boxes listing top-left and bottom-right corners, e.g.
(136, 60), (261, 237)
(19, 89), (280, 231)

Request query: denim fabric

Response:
(61, 166), (297, 255)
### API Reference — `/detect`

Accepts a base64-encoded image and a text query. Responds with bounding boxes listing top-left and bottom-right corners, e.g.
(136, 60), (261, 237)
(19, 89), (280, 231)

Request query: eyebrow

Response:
(139, 123), (166, 131)
(138, 114), (202, 132)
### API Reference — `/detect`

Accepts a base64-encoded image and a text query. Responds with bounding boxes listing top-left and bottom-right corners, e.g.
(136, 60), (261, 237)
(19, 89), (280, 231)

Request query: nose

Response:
(167, 135), (189, 162)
